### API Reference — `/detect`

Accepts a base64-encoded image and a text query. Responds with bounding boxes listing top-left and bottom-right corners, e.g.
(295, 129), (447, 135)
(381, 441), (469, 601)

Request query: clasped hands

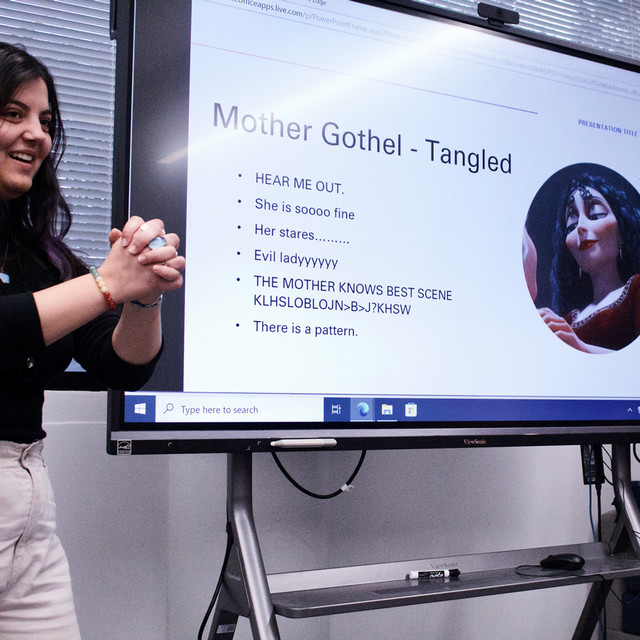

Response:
(100, 216), (186, 305)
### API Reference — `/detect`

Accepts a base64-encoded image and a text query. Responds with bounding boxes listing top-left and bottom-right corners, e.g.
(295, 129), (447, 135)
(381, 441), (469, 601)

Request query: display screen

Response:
(107, 0), (640, 453)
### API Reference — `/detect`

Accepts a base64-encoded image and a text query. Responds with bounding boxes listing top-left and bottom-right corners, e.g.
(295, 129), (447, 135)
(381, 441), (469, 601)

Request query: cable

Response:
(198, 523), (234, 640)
(588, 467), (597, 543)
(271, 450), (367, 499)
(602, 447), (614, 485)
(587, 472), (606, 638)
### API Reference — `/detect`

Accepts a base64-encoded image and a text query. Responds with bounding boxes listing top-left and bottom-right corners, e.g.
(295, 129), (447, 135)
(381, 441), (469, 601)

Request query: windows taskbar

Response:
(122, 392), (640, 424)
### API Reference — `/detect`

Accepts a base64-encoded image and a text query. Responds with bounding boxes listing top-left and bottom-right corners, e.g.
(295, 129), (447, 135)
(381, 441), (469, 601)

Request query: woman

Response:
(0, 43), (185, 638)
(539, 172), (640, 353)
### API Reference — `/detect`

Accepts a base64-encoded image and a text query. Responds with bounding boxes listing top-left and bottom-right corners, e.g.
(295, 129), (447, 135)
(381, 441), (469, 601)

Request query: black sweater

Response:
(0, 268), (159, 443)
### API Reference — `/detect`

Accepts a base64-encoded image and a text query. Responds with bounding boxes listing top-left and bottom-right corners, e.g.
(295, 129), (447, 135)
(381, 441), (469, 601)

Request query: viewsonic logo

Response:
(463, 438), (487, 446)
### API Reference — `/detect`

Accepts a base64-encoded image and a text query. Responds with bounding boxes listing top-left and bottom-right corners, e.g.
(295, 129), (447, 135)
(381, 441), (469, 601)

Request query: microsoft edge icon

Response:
(356, 402), (370, 418)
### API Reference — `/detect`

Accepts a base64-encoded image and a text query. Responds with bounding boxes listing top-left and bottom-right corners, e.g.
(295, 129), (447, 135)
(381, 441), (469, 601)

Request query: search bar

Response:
(125, 392), (323, 423)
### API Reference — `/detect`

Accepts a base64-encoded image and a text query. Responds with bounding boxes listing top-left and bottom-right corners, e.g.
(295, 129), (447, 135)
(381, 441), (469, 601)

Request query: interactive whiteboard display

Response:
(108, 0), (640, 453)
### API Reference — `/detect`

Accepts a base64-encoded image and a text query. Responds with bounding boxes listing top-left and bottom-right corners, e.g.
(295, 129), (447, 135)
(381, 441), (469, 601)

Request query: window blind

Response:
(0, 0), (638, 269)
(421, 1), (640, 60)
(0, 0), (114, 267)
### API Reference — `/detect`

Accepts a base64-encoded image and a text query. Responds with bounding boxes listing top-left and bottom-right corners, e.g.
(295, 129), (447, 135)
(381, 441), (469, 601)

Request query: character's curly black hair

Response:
(550, 173), (640, 316)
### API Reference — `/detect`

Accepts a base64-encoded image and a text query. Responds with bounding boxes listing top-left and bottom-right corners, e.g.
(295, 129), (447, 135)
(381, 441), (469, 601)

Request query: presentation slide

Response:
(172, 0), (640, 422)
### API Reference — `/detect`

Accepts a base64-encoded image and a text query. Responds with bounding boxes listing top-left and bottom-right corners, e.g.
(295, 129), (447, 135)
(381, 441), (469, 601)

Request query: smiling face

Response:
(0, 77), (52, 201)
(564, 185), (620, 276)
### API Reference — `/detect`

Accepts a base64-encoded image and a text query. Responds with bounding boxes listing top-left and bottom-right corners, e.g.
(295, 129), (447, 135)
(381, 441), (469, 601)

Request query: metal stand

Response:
(208, 445), (640, 639)
(573, 442), (640, 639)
(208, 453), (281, 640)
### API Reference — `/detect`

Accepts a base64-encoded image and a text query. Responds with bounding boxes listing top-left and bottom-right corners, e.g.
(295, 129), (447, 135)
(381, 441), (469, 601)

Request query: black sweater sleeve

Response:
(72, 310), (162, 391)
(0, 292), (46, 372)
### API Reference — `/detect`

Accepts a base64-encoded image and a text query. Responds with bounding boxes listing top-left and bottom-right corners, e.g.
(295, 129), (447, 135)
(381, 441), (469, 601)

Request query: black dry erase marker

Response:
(407, 569), (460, 580)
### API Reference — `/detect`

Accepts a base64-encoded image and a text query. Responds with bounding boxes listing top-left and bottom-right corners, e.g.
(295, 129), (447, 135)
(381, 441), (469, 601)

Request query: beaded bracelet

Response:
(89, 266), (116, 311)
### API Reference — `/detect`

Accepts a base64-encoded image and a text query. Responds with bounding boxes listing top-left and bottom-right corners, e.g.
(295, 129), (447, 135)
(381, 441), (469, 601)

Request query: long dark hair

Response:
(550, 173), (640, 315)
(0, 43), (85, 284)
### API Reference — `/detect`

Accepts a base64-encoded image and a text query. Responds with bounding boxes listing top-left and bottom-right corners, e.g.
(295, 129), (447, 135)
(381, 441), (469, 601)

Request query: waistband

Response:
(0, 440), (44, 468)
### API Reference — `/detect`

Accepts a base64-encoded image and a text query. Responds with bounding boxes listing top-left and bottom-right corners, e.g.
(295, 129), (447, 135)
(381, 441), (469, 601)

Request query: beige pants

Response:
(0, 440), (81, 640)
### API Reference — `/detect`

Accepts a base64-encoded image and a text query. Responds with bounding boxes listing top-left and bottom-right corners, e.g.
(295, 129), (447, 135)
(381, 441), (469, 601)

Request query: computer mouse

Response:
(540, 553), (585, 571)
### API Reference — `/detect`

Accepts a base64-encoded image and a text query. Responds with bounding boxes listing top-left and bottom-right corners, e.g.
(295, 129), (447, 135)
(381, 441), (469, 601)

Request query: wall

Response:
(43, 390), (618, 640)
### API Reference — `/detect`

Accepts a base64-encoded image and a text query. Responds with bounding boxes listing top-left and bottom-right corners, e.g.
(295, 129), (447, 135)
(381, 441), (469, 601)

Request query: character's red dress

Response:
(567, 275), (640, 351)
